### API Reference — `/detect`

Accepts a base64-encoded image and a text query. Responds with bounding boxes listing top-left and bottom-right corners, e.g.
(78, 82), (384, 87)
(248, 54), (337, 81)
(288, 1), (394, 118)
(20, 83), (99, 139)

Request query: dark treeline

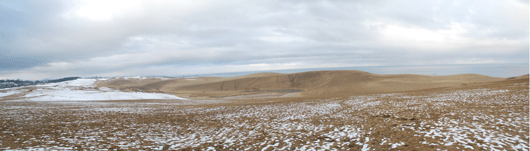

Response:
(45, 77), (81, 83)
(0, 77), (81, 89)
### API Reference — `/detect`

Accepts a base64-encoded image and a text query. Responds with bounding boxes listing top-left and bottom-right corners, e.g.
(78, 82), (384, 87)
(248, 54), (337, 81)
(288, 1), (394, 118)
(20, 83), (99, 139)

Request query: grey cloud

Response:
(0, 0), (527, 79)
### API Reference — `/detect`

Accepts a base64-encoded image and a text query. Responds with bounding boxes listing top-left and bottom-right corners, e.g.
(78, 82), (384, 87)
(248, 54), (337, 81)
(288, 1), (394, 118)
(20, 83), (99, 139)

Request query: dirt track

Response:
(0, 72), (528, 150)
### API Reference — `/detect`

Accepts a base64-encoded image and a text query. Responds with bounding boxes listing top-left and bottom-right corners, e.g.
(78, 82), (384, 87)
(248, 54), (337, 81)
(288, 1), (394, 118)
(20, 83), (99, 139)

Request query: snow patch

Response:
(0, 91), (18, 97)
(14, 79), (185, 101)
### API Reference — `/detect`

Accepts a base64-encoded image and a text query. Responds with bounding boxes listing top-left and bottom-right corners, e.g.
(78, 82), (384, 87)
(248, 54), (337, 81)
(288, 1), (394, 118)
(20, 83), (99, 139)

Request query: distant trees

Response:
(46, 77), (81, 83)
(0, 76), (81, 89)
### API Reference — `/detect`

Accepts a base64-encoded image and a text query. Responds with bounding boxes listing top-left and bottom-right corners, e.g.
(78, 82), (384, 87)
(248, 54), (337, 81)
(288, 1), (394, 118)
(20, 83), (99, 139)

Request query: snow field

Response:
(1, 79), (185, 101)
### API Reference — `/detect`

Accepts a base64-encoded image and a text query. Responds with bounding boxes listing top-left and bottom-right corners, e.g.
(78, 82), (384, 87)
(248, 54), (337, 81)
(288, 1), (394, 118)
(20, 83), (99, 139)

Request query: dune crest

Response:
(97, 70), (506, 99)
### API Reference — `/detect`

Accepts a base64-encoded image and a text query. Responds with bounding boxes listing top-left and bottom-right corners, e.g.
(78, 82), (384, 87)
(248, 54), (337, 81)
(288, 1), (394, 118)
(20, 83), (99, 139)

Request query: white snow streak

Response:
(10, 79), (185, 101)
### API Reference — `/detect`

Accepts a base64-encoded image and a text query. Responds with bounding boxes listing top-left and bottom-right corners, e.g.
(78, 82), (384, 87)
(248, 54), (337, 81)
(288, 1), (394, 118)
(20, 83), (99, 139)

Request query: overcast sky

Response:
(0, 0), (528, 80)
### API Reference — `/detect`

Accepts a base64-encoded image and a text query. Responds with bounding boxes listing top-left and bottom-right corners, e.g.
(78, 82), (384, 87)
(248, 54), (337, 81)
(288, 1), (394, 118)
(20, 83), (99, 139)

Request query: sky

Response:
(0, 0), (528, 80)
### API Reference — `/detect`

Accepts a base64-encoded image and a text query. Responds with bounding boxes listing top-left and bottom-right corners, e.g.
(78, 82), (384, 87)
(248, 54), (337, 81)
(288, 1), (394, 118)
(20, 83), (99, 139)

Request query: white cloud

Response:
(454, 58), (497, 64)
(379, 22), (472, 50)
(0, 0), (527, 79)
(63, 0), (142, 21)
(259, 36), (307, 43)
(378, 21), (526, 53)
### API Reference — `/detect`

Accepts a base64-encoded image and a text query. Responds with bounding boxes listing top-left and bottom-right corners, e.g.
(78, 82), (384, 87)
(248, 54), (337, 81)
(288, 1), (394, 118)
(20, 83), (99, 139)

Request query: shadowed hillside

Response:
(97, 70), (505, 99)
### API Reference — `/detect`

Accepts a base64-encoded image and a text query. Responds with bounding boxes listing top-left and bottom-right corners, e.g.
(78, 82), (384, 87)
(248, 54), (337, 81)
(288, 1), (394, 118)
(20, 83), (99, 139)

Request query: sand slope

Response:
(1, 72), (528, 150)
(97, 70), (506, 99)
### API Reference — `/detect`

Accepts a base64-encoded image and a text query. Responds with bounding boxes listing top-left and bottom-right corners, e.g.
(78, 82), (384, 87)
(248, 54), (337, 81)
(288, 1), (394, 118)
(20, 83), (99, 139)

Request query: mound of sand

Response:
(97, 70), (506, 99)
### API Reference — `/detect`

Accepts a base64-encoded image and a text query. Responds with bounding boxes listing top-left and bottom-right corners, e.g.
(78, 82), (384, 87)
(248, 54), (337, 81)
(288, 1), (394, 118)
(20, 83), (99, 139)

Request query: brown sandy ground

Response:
(0, 72), (528, 150)
(96, 70), (504, 99)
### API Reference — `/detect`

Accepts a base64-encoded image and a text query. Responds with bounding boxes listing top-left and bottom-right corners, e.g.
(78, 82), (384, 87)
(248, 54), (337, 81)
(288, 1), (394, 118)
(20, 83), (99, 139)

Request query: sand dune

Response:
(2, 71), (528, 150)
(97, 70), (506, 99)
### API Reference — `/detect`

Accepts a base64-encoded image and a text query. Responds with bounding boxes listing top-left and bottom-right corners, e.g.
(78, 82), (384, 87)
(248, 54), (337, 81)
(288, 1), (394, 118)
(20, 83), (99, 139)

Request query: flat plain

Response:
(0, 70), (528, 150)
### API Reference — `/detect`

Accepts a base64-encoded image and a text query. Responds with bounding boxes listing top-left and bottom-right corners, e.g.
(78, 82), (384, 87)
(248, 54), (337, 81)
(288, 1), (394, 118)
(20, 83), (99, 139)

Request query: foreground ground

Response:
(0, 73), (528, 150)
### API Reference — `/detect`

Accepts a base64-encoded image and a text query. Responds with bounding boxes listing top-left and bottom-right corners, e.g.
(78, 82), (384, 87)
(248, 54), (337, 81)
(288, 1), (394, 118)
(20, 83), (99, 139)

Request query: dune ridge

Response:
(97, 70), (506, 99)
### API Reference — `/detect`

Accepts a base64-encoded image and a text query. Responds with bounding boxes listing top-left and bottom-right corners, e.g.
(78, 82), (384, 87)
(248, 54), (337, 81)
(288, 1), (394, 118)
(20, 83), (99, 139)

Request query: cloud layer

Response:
(0, 0), (528, 79)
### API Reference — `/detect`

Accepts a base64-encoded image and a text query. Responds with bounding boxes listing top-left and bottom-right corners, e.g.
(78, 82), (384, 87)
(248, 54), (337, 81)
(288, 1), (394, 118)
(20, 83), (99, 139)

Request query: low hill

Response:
(97, 70), (506, 99)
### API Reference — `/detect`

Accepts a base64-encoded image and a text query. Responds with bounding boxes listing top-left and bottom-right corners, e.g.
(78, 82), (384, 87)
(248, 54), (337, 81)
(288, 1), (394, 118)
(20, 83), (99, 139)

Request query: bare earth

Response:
(0, 70), (528, 150)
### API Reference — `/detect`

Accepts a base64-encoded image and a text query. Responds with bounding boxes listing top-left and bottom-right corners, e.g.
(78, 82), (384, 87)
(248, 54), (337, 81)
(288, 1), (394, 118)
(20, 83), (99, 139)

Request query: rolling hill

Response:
(97, 70), (506, 99)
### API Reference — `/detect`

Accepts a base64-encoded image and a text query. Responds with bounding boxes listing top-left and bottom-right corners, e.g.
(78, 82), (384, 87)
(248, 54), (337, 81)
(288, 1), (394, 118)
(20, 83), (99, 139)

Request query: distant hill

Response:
(0, 77), (81, 89)
(97, 70), (508, 99)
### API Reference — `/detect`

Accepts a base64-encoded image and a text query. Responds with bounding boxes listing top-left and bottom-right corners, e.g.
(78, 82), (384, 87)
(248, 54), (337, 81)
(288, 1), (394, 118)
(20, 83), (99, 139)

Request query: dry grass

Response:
(0, 75), (527, 150)
(97, 70), (504, 99)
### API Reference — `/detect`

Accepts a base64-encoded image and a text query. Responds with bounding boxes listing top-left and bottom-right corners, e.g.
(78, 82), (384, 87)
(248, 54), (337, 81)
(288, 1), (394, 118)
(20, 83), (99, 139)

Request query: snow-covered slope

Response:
(0, 91), (19, 97)
(3, 79), (185, 101)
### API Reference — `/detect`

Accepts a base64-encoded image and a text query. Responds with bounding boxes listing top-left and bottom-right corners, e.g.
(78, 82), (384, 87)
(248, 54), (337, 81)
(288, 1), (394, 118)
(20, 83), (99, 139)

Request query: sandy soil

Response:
(0, 71), (527, 150)
(97, 70), (505, 99)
